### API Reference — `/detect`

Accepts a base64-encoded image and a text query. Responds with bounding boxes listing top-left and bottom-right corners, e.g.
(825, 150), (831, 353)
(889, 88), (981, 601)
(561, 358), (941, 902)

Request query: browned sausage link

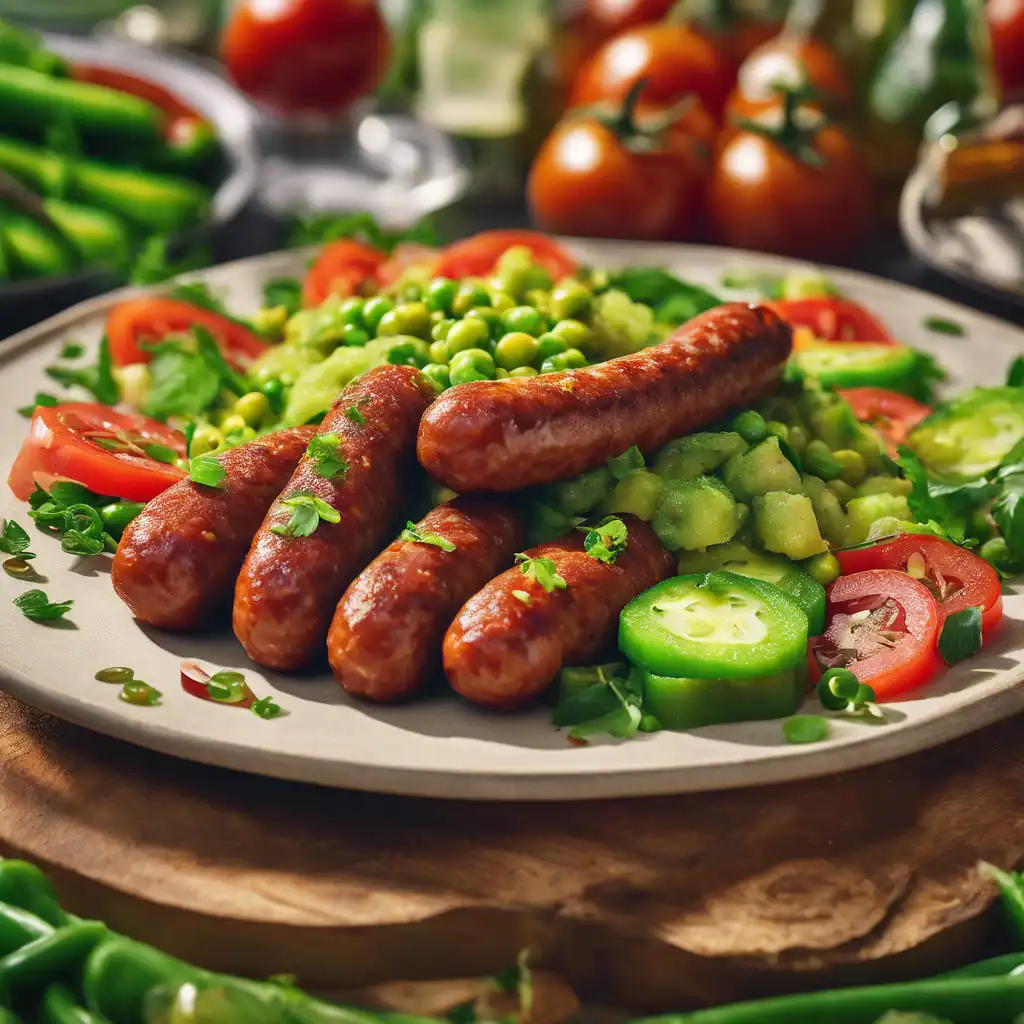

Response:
(328, 497), (524, 703)
(417, 303), (792, 492)
(443, 515), (673, 709)
(110, 426), (316, 631)
(233, 364), (435, 671)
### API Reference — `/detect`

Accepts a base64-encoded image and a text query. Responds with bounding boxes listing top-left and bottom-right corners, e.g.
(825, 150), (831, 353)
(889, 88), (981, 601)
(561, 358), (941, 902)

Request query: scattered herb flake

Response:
(251, 696), (283, 719)
(938, 606), (983, 665)
(14, 589), (73, 622)
(515, 554), (567, 594)
(119, 680), (162, 706)
(141, 441), (180, 465)
(1007, 357), (1024, 388)
(782, 714), (830, 744)
(923, 315), (965, 336)
(189, 455), (227, 489)
(192, 325), (248, 396)
(344, 399), (369, 426)
(16, 392), (59, 418)
(95, 666), (134, 684)
(271, 490), (340, 538)
(0, 520), (34, 561)
(579, 516), (628, 564)
(60, 341), (84, 359)
(46, 336), (119, 405)
(400, 521), (456, 551)
(979, 861), (1024, 946)
(306, 433), (348, 480)
(512, 590), (531, 605)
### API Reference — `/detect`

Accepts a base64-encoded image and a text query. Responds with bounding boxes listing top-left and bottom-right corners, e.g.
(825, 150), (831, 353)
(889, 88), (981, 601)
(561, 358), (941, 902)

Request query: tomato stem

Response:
(731, 79), (831, 169)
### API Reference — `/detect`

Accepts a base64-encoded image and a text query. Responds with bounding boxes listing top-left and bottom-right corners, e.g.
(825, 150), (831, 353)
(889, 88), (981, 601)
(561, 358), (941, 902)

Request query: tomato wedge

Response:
(433, 230), (577, 282)
(808, 569), (942, 698)
(839, 387), (931, 455)
(769, 297), (895, 343)
(9, 403), (187, 504)
(836, 534), (1002, 636)
(107, 298), (268, 369)
(302, 239), (387, 308)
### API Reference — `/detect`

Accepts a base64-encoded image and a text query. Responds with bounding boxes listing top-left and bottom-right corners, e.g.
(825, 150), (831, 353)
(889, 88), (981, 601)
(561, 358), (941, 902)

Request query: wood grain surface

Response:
(0, 690), (1021, 1015)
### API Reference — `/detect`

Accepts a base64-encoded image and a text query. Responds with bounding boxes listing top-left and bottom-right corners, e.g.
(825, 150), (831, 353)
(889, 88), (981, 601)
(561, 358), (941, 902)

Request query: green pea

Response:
(260, 378), (286, 415)
(541, 348), (586, 373)
(817, 666), (859, 709)
(341, 324), (369, 347)
(398, 282), (423, 302)
(494, 331), (540, 370)
(787, 423), (810, 456)
(832, 449), (867, 486)
(100, 502), (145, 539)
(377, 301), (431, 338)
(492, 264), (533, 299)
(550, 318), (590, 350)
(489, 290), (516, 311)
(385, 336), (431, 368)
(805, 439), (844, 481)
(445, 318), (490, 358)
(425, 278), (458, 314)
(549, 282), (592, 321)
(338, 297), (365, 328)
(502, 305), (547, 338)
(535, 332), (567, 361)
(449, 347), (496, 379)
(361, 296), (393, 333)
(428, 339), (449, 364)
(525, 288), (552, 315)
(495, 367), (510, 379)
(220, 413), (247, 434)
(803, 551), (841, 586)
(431, 317), (457, 343)
(234, 391), (271, 427)
(190, 424), (224, 456)
(452, 282), (491, 316)
(421, 363), (451, 392)
(509, 366), (539, 378)
(765, 420), (789, 441)
(465, 306), (503, 338)
(732, 410), (768, 445)
(827, 478), (855, 504)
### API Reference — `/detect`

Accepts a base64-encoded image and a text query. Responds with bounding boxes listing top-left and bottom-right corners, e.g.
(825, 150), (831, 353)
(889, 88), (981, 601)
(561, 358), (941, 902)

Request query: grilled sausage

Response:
(328, 497), (524, 702)
(233, 364), (435, 671)
(417, 303), (792, 492)
(444, 515), (673, 709)
(111, 426), (316, 631)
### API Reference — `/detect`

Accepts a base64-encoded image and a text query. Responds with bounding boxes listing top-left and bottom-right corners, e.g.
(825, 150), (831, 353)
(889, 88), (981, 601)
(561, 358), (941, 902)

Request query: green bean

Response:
(804, 440), (844, 481)
(943, 952), (1024, 978)
(0, 920), (107, 1007)
(764, 420), (789, 442)
(42, 983), (105, 1024)
(99, 503), (144, 540)
(731, 410), (768, 446)
(0, 861), (65, 928)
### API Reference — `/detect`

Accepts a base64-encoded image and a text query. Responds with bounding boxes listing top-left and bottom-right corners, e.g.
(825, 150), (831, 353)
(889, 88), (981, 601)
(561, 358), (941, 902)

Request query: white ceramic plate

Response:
(1, 240), (1023, 801)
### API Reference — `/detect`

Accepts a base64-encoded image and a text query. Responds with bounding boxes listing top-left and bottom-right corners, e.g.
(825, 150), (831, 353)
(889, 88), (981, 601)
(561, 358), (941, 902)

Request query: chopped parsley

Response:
(1008, 357), (1024, 388)
(251, 696), (283, 719)
(515, 553), (566, 593)
(14, 589), (73, 622)
(189, 455), (227, 489)
(60, 341), (84, 359)
(579, 516), (628, 564)
(922, 315), (965, 336)
(17, 392), (58, 418)
(512, 590), (531, 605)
(45, 335), (118, 405)
(262, 277), (302, 318)
(0, 520), (34, 561)
(271, 490), (340, 538)
(345, 398), (369, 426)
(306, 433), (348, 481)
(400, 521), (456, 551)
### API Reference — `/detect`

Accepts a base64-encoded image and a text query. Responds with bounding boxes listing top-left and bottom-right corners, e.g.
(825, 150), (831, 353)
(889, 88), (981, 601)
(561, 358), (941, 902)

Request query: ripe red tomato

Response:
(838, 388), (932, 455)
(570, 23), (733, 121)
(528, 95), (715, 241)
(769, 298), (895, 343)
(106, 298), (268, 369)
(221, 0), (390, 115)
(695, 17), (782, 81)
(809, 569), (942, 698)
(989, 0), (1024, 99)
(836, 534), (1003, 636)
(433, 231), (577, 282)
(708, 106), (873, 262)
(8, 404), (187, 504)
(302, 239), (387, 308)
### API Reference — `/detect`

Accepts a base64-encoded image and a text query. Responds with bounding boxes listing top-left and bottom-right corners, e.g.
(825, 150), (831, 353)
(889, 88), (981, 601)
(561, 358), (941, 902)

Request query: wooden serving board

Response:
(0, 689), (1022, 1015)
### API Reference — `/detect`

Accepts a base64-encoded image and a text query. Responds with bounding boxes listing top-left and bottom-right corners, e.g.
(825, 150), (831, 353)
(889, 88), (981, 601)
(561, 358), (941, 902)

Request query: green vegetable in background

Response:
(287, 210), (439, 252)
(0, 20), (66, 76)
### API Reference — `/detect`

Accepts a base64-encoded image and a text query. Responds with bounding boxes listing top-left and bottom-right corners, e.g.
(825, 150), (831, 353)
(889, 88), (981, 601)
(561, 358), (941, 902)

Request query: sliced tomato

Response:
(8, 403), (187, 504)
(808, 569), (942, 698)
(302, 239), (387, 308)
(768, 297), (895, 343)
(433, 230), (577, 282)
(839, 388), (932, 455)
(106, 298), (268, 369)
(836, 534), (1002, 635)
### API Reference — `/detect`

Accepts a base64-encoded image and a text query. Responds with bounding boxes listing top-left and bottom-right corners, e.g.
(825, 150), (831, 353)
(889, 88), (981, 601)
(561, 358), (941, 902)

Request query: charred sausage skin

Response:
(233, 364), (435, 671)
(328, 497), (524, 703)
(417, 303), (792, 492)
(443, 515), (673, 709)
(111, 426), (316, 631)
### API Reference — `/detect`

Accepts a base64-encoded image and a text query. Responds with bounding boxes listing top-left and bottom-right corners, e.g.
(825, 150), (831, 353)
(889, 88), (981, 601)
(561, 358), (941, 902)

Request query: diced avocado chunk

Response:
(653, 475), (740, 551)
(600, 468), (665, 521)
(801, 474), (849, 546)
(754, 492), (828, 560)
(845, 493), (913, 545)
(654, 431), (748, 481)
(539, 466), (612, 518)
(721, 435), (803, 501)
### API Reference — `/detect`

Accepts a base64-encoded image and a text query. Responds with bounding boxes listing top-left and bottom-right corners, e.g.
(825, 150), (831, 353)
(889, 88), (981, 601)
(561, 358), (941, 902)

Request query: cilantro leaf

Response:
(579, 516), (629, 564)
(607, 445), (644, 480)
(171, 282), (234, 319)
(270, 490), (340, 538)
(515, 554), (567, 594)
(938, 607), (983, 665)
(14, 589), (73, 622)
(60, 341), (84, 359)
(0, 520), (34, 560)
(287, 210), (439, 251)
(45, 336), (118, 405)
(143, 342), (220, 420)
(129, 235), (211, 286)
(189, 455), (227, 489)
(566, 674), (643, 742)
(345, 399), (369, 426)
(191, 325), (248, 396)
(400, 521), (456, 551)
(262, 277), (302, 318)
(609, 267), (721, 321)
(251, 696), (283, 720)
(306, 433), (348, 481)
(17, 392), (59, 418)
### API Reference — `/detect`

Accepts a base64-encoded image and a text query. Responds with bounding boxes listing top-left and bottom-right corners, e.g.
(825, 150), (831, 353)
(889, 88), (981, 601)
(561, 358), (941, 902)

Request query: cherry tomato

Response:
(768, 298), (895, 343)
(528, 94), (715, 241)
(695, 17), (782, 81)
(8, 404), (187, 504)
(708, 106), (873, 262)
(809, 569), (942, 698)
(302, 239), (387, 308)
(433, 231), (578, 282)
(836, 534), (1003, 636)
(221, 0), (390, 115)
(570, 23), (733, 121)
(838, 388), (932, 455)
(106, 298), (269, 369)
(989, 0), (1024, 100)
(725, 37), (852, 121)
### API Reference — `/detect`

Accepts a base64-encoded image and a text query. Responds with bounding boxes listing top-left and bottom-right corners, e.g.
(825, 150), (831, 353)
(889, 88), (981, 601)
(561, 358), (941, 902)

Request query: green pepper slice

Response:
(792, 343), (924, 396)
(619, 571), (809, 680)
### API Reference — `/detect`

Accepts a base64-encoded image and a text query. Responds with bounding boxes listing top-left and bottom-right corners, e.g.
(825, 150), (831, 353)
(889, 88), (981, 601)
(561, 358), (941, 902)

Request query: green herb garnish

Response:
(938, 606), (983, 665)
(188, 455), (227, 489)
(979, 861), (1024, 947)
(0, 520), (34, 561)
(271, 490), (340, 538)
(17, 392), (58, 418)
(251, 696), (283, 720)
(782, 714), (829, 744)
(607, 445), (644, 480)
(262, 277), (303, 318)
(45, 336), (118, 405)
(400, 521), (455, 551)
(512, 590), (531, 605)
(515, 554), (566, 594)
(1007, 357), (1024, 388)
(60, 341), (84, 359)
(14, 589), (73, 622)
(344, 398), (369, 426)
(579, 516), (628, 564)
(306, 433), (348, 481)
(923, 315), (965, 336)
(129, 235), (211, 286)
